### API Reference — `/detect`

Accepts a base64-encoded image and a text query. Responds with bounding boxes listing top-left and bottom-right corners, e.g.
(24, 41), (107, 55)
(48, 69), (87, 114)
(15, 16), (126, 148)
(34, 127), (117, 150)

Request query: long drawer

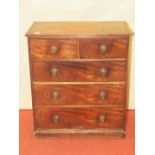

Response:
(32, 61), (127, 82)
(33, 84), (126, 106)
(34, 107), (124, 129)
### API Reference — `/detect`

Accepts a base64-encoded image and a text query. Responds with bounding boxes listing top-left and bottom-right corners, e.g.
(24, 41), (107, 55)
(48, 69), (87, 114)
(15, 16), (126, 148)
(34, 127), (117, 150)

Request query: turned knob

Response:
(99, 91), (107, 99)
(51, 91), (60, 99)
(50, 46), (58, 54)
(52, 114), (60, 123)
(98, 114), (105, 123)
(51, 68), (59, 76)
(100, 45), (107, 53)
(100, 68), (108, 76)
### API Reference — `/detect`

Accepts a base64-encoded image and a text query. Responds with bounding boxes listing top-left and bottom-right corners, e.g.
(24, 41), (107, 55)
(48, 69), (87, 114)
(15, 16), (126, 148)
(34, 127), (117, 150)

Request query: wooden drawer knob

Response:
(100, 68), (108, 76)
(52, 91), (60, 99)
(52, 114), (60, 123)
(50, 46), (58, 54)
(99, 91), (107, 99)
(98, 114), (105, 123)
(100, 45), (107, 53)
(51, 68), (59, 76)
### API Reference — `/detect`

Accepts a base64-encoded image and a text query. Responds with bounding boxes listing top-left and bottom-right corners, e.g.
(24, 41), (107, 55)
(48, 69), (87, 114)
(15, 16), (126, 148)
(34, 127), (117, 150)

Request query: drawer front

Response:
(30, 39), (78, 60)
(32, 61), (126, 82)
(34, 107), (124, 129)
(79, 38), (128, 59)
(33, 84), (126, 106)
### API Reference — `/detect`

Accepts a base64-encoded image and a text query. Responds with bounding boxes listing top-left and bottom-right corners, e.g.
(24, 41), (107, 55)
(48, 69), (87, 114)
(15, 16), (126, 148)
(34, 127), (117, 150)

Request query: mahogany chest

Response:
(26, 22), (133, 138)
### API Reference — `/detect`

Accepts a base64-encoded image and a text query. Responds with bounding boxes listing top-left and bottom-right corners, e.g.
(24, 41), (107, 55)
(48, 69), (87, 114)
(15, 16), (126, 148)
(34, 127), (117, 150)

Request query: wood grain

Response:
(80, 37), (128, 59)
(32, 61), (127, 82)
(34, 107), (124, 129)
(26, 21), (133, 37)
(32, 84), (126, 106)
(30, 39), (78, 60)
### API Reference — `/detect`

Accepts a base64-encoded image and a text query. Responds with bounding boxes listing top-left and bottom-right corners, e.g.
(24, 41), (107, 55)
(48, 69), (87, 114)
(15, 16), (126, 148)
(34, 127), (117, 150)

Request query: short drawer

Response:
(30, 39), (78, 60)
(34, 107), (124, 129)
(32, 61), (127, 82)
(79, 38), (128, 59)
(33, 84), (126, 106)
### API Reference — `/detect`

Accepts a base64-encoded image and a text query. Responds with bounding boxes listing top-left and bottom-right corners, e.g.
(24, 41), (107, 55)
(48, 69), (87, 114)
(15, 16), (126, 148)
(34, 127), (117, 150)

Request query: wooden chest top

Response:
(26, 21), (133, 37)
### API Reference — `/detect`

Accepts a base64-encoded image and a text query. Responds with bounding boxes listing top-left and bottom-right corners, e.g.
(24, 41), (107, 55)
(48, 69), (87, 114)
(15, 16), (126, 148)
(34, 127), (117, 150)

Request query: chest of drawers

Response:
(26, 22), (133, 138)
